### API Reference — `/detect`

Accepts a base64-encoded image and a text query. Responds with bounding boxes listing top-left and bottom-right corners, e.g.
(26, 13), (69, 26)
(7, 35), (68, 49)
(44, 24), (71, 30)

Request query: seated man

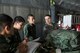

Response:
(23, 14), (37, 41)
(43, 15), (58, 38)
(0, 14), (13, 53)
(40, 15), (58, 44)
(9, 16), (27, 53)
(23, 14), (40, 53)
(36, 15), (58, 53)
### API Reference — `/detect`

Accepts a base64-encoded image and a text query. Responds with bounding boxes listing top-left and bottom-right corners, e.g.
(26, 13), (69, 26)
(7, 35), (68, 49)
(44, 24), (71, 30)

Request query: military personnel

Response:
(36, 15), (58, 53)
(0, 14), (13, 53)
(23, 14), (37, 41)
(43, 14), (58, 38)
(9, 16), (28, 53)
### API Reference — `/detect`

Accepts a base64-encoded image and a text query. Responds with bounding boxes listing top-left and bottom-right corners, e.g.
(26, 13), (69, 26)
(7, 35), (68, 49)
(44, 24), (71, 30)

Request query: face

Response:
(28, 16), (35, 24)
(45, 16), (52, 24)
(14, 22), (24, 30)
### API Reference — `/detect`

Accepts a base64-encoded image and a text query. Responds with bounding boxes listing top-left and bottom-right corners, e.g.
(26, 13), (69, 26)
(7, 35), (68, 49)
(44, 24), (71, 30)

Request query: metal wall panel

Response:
(0, 0), (50, 9)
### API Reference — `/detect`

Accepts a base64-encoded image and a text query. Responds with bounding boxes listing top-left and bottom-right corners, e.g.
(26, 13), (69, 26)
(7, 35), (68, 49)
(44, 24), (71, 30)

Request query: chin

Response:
(18, 28), (21, 30)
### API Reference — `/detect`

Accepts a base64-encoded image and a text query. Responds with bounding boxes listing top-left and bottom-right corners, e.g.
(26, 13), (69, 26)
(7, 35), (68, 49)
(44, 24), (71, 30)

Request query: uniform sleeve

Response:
(53, 23), (59, 29)
(23, 24), (28, 38)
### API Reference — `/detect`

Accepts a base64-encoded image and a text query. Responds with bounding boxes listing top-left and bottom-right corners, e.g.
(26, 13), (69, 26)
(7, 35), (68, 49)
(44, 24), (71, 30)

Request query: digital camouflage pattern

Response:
(46, 29), (80, 53)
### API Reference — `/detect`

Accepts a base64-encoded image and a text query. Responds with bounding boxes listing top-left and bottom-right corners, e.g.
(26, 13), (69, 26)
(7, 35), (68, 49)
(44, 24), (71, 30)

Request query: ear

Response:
(3, 26), (12, 36)
(5, 25), (11, 32)
(4, 26), (9, 32)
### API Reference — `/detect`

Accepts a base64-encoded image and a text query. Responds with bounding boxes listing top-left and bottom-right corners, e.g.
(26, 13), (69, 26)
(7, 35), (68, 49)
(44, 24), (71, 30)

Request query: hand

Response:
(22, 39), (28, 45)
(24, 37), (29, 42)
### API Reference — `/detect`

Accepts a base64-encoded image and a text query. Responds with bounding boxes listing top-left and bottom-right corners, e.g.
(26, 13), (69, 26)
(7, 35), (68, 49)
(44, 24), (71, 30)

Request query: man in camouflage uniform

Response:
(23, 14), (37, 41)
(36, 15), (58, 53)
(43, 15), (58, 38)
(0, 14), (13, 53)
(9, 16), (27, 53)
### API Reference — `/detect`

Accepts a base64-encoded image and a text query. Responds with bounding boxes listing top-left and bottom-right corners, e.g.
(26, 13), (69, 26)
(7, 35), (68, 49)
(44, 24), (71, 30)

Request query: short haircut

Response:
(27, 14), (35, 19)
(14, 16), (25, 23)
(45, 14), (51, 18)
(0, 14), (13, 32)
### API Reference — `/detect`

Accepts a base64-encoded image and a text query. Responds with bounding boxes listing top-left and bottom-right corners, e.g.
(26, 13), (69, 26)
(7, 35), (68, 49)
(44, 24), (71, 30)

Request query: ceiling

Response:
(54, 0), (80, 14)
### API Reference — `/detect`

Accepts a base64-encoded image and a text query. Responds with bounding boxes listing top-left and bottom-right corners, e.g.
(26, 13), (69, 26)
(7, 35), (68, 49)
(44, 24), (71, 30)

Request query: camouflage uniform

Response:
(23, 23), (37, 41)
(35, 23), (58, 53)
(0, 35), (11, 53)
(9, 28), (22, 53)
(46, 29), (80, 53)
(43, 23), (58, 39)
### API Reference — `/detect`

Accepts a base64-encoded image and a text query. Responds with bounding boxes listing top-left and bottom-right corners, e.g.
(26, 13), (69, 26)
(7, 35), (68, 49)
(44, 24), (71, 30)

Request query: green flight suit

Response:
(23, 23), (37, 41)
